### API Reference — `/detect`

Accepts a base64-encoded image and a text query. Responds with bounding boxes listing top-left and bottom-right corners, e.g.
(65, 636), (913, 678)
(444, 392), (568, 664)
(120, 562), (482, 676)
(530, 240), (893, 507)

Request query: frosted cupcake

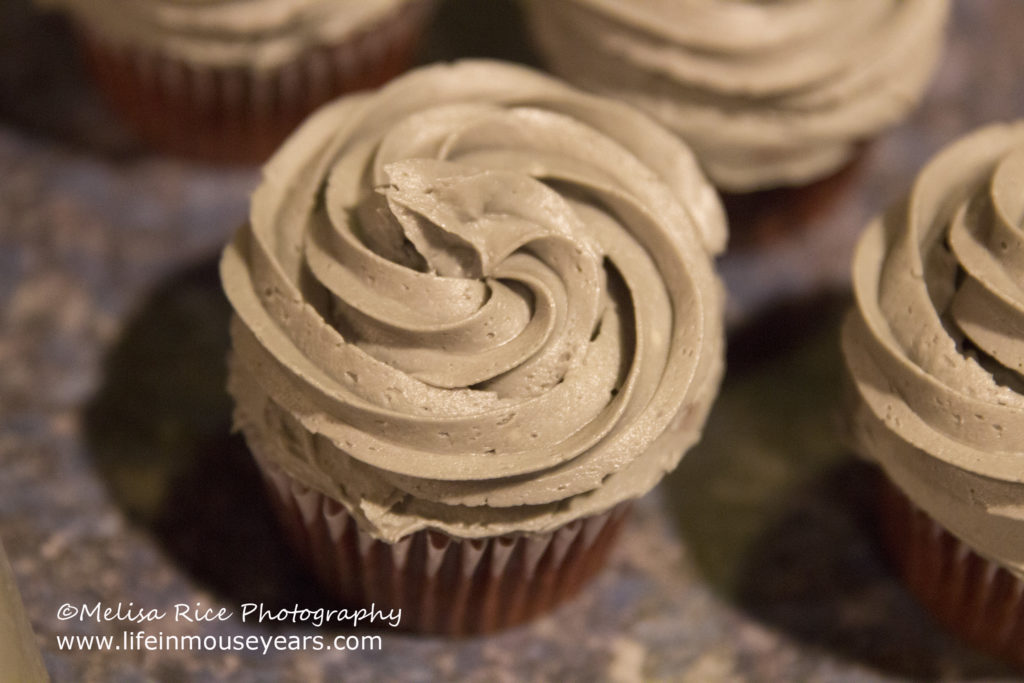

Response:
(524, 0), (950, 192)
(36, 0), (435, 163)
(220, 60), (727, 634)
(843, 122), (1024, 667)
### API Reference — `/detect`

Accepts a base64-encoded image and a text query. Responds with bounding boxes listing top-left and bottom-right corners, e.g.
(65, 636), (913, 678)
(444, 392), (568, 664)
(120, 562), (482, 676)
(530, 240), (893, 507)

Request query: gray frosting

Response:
(844, 121), (1024, 579)
(526, 0), (950, 191)
(221, 60), (727, 541)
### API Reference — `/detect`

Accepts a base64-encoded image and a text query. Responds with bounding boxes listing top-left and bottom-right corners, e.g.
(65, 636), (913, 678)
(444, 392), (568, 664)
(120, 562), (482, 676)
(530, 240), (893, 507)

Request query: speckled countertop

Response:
(2, 1), (1023, 681)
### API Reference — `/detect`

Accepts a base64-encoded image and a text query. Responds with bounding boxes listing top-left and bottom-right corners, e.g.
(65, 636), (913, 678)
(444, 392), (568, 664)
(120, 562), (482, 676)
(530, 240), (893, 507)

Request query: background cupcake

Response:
(35, 0), (436, 164)
(842, 122), (1024, 667)
(221, 59), (727, 635)
(524, 0), (951, 252)
(1, 540), (48, 682)
(524, 0), (951, 193)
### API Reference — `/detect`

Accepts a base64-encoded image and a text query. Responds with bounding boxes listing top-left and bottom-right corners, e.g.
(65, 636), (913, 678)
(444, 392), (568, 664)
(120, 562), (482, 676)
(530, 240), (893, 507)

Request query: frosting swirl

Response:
(221, 60), (726, 541)
(35, 0), (417, 70)
(525, 0), (950, 191)
(844, 122), (1024, 579)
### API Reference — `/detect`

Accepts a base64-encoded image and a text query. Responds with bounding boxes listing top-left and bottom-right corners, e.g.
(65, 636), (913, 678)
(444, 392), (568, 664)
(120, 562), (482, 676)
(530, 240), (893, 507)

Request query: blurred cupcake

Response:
(220, 60), (727, 634)
(842, 122), (1024, 667)
(36, 0), (436, 163)
(0, 541), (48, 682)
(524, 0), (950, 192)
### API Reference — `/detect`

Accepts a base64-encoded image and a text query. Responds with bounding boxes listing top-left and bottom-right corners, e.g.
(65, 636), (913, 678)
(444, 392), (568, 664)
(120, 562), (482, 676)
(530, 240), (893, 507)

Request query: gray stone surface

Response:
(1, 0), (1023, 680)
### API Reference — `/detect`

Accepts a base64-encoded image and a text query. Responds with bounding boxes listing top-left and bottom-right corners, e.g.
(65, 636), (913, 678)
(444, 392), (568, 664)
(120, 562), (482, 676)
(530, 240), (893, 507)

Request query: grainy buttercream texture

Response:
(526, 0), (950, 191)
(844, 122), (1024, 579)
(221, 60), (726, 542)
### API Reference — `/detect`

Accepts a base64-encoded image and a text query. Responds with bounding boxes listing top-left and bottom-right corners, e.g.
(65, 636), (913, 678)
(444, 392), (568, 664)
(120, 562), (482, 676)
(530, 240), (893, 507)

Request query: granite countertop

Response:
(2, 0), (1023, 680)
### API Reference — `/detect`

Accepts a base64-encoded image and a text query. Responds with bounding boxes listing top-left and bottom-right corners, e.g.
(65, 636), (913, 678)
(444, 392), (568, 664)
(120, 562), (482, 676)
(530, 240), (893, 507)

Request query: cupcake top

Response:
(525, 0), (950, 191)
(843, 122), (1024, 579)
(221, 60), (726, 541)
(36, 0), (417, 70)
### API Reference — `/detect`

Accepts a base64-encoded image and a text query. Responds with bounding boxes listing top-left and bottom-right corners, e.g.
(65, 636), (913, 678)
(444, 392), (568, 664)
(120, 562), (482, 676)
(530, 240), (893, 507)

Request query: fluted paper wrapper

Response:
(259, 463), (630, 635)
(74, 0), (433, 163)
(879, 478), (1024, 668)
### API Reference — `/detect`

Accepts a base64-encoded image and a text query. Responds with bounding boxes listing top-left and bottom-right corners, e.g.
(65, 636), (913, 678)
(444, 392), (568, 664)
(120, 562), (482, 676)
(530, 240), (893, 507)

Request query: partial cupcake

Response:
(524, 0), (950, 193)
(35, 0), (435, 164)
(0, 541), (48, 683)
(220, 59), (727, 634)
(842, 122), (1024, 667)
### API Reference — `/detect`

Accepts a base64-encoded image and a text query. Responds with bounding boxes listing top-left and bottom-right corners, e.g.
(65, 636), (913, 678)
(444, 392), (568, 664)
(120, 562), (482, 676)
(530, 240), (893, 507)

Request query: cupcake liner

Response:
(879, 477), (1024, 667)
(721, 145), (867, 250)
(259, 462), (630, 635)
(74, 0), (434, 164)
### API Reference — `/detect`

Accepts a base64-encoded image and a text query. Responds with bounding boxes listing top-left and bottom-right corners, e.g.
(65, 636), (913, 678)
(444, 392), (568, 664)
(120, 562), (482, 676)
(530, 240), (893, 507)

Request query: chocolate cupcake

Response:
(524, 0), (950, 192)
(220, 60), (727, 634)
(36, 0), (435, 164)
(842, 122), (1024, 667)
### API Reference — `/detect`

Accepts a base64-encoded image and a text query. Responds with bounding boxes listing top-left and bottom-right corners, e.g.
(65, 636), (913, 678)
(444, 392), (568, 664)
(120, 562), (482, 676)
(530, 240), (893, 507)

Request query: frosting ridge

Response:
(221, 60), (726, 541)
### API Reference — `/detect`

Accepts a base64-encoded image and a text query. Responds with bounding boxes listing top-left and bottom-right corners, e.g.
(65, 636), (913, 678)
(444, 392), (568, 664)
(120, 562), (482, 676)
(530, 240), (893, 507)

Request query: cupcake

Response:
(523, 0), (950, 193)
(842, 122), (1024, 666)
(0, 540), (48, 682)
(220, 59), (727, 634)
(35, 0), (436, 164)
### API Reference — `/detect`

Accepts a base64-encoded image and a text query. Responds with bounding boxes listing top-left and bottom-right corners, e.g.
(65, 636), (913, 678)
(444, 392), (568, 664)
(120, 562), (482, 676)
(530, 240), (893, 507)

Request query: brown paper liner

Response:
(258, 463), (630, 635)
(74, 1), (434, 164)
(879, 477), (1024, 668)
(722, 145), (868, 250)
